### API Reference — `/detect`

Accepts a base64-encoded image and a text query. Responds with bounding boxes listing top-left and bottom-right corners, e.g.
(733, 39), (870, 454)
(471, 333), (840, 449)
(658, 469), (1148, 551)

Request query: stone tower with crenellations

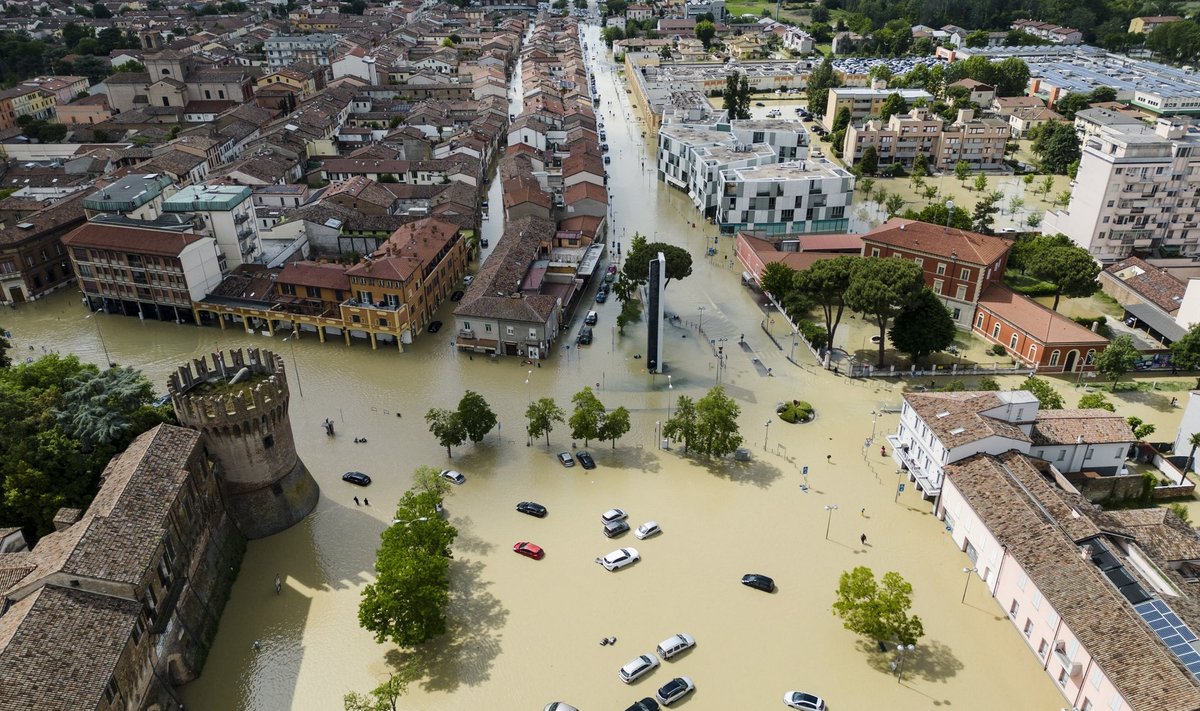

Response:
(167, 348), (319, 539)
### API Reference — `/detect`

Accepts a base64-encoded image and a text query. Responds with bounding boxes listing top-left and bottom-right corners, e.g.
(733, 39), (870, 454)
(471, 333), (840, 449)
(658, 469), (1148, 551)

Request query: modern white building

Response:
(163, 184), (262, 269)
(716, 158), (854, 235)
(1044, 119), (1200, 263)
(264, 34), (339, 71)
(889, 390), (1134, 499)
(657, 118), (814, 230)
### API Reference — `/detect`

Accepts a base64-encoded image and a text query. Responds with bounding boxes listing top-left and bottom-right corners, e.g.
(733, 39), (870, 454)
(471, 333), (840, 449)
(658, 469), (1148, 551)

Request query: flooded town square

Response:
(2, 25), (1082, 711)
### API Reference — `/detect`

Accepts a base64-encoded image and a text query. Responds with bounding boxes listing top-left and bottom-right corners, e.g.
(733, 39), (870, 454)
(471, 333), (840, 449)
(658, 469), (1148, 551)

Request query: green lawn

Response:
(724, 0), (808, 24)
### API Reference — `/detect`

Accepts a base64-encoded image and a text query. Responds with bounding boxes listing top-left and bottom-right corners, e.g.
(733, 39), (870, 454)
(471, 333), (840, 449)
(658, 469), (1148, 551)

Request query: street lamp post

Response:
(655, 420), (661, 450)
(697, 305), (705, 333)
(85, 309), (112, 368)
(282, 330), (304, 398)
(895, 644), (915, 682)
(790, 329), (799, 360)
(525, 369), (533, 405)
(824, 504), (839, 540)
(944, 199), (954, 233)
(667, 375), (673, 420)
(764, 419), (771, 450)
(961, 566), (978, 604)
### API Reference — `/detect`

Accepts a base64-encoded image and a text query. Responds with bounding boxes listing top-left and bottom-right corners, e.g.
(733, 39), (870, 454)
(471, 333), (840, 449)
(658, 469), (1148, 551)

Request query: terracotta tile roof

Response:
(1031, 409), (1135, 446)
(454, 215), (558, 323)
(503, 175), (551, 209)
(978, 284), (1110, 346)
(904, 390), (1036, 448)
(563, 180), (607, 205)
(861, 218), (1011, 266)
(1104, 256), (1186, 313)
(277, 261), (350, 292)
(1094, 508), (1200, 562)
(0, 586), (142, 711)
(62, 222), (207, 258)
(62, 426), (197, 584)
(947, 452), (1200, 711)
(346, 216), (461, 284)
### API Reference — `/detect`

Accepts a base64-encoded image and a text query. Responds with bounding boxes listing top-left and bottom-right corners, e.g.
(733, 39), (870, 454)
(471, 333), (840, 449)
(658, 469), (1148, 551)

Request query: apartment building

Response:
(1128, 15), (1183, 34)
(859, 218), (1011, 328)
(264, 34), (339, 71)
(716, 158), (854, 236)
(889, 389), (1133, 498)
(162, 184), (262, 270)
(1009, 18), (1082, 44)
(938, 450), (1200, 711)
(1044, 119), (1200, 262)
(844, 108), (1009, 173)
(657, 118), (809, 221)
(822, 87), (932, 131)
(62, 221), (224, 322)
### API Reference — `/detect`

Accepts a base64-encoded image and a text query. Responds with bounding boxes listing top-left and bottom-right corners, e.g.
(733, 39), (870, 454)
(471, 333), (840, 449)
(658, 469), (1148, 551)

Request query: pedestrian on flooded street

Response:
(860, 533), (867, 545)
(364, 499), (370, 506)
(353, 496), (360, 506)
(274, 574), (281, 595)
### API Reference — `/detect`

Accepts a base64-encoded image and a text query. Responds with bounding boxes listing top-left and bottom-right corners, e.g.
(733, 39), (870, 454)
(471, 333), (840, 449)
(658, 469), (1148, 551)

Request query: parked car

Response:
(481, 237), (489, 247)
(601, 508), (628, 523)
(464, 275), (474, 285)
(557, 451), (576, 467)
(576, 450), (596, 469)
(513, 541), (545, 560)
(427, 320), (443, 333)
(655, 633), (695, 660)
(544, 704), (579, 711)
(619, 653), (660, 683)
(625, 699), (660, 711)
(755, 101), (766, 106)
(577, 327), (594, 345)
(604, 155), (612, 164)
(742, 573), (776, 592)
(342, 471), (371, 486)
(604, 519), (630, 538)
(598, 547), (640, 571)
(516, 501), (547, 518)
(783, 691), (827, 710)
(585, 310), (599, 325)
(655, 677), (695, 706)
(440, 469), (466, 485)
(595, 290), (608, 303)
(450, 290), (464, 302)
(634, 521), (661, 539)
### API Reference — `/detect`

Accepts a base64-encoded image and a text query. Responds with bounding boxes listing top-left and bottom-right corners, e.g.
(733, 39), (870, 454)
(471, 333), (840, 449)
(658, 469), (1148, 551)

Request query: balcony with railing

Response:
(341, 297), (404, 312)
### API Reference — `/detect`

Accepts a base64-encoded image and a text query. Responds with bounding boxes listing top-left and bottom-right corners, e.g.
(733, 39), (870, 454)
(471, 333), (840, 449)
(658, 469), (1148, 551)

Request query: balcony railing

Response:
(342, 298), (403, 312)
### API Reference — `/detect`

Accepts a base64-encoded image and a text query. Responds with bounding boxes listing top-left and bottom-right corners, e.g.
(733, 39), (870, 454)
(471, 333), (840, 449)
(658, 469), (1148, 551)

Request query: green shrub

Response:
(1072, 315), (1111, 338)
(776, 400), (815, 423)
(796, 319), (828, 350)
(990, 343), (1007, 356)
(978, 376), (1000, 391)
(1004, 272), (1058, 297)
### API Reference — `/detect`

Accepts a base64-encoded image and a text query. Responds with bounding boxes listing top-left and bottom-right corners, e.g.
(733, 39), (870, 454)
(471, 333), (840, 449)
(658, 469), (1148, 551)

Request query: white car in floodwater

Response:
(598, 547), (639, 571)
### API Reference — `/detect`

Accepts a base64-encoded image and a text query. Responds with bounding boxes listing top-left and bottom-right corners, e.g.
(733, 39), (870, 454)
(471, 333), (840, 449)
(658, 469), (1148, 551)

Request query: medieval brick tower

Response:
(167, 348), (319, 539)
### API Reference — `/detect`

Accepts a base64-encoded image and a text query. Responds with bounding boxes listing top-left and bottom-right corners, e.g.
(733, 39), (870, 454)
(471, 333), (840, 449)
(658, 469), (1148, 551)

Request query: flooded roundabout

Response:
(2, 32), (1068, 711)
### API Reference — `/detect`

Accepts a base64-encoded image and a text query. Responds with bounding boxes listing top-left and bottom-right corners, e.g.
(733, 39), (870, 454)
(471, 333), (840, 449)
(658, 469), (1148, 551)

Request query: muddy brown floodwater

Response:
(0, 23), (1068, 711)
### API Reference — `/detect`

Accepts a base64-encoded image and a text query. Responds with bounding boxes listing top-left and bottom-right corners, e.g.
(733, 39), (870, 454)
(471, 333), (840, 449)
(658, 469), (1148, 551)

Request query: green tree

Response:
(1126, 416), (1156, 440)
(1052, 92), (1091, 121)
(1018, 376), (1064, 409)
(1090, 86), (1117, 104)
(807, 54), (837, 116)
(1170, 324), (1200, 372)
(424, 407), (466, 458)
(456, 390), (497, 443)
(0, 326), (9, 369)
(1078, 392), (1116, 411)
(972, 171), (988, 193)
(964, 29), (989, 48)
(884, 193), (905, 218)
(796, 255), (855, 353)
(621, 240), (693, 287)
(1096, 335), (1139, 391)
(759, 261), (797, 302)
(569, 386), (605, 446)
(358, 480), (457, 647)
(831, 105), (851, 133)
(722, 70), (751, 120)
(599, 406), (631, 448)
(889, 289), (956, 365)
(879, 92), (907, 121)
(845, 258), (925, 366)
(1039, 175), (1055, 197)
(55, 366), (154, 450)
(696, 20), (716, 48)
(343, 660), (423, 711)
(832, 566), (924, 646)
(662, 395), (698, 453)
(1030, 122), (1081, 175)
(972, 190), (1002, 235)
(526, 397), (565, 446)
(1186, 431), (1200, 475)
(1026, 236), (1100, 310)
(978, 376), (1000, 391)
(954, 160), (970, 186)
(694, 386), (743, 457)
(901, 203), (972, 230)
(859, 144), (878, 176)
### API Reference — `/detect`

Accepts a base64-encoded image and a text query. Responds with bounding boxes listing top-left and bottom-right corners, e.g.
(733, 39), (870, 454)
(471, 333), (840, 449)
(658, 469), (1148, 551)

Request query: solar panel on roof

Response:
(1136, 599), (1200, 681)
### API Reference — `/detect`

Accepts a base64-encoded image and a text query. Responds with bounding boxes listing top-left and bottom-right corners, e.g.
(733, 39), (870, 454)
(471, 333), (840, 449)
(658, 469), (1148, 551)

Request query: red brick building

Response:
(859, 218), (1011, 329)
(974, 284), (1109, 373)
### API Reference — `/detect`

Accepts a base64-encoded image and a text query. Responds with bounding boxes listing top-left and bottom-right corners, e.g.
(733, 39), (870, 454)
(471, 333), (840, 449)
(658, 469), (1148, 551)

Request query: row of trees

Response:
(0, 343), (175, 538)
(662, 386), (744, 456)
(759, 256), (956, 366)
